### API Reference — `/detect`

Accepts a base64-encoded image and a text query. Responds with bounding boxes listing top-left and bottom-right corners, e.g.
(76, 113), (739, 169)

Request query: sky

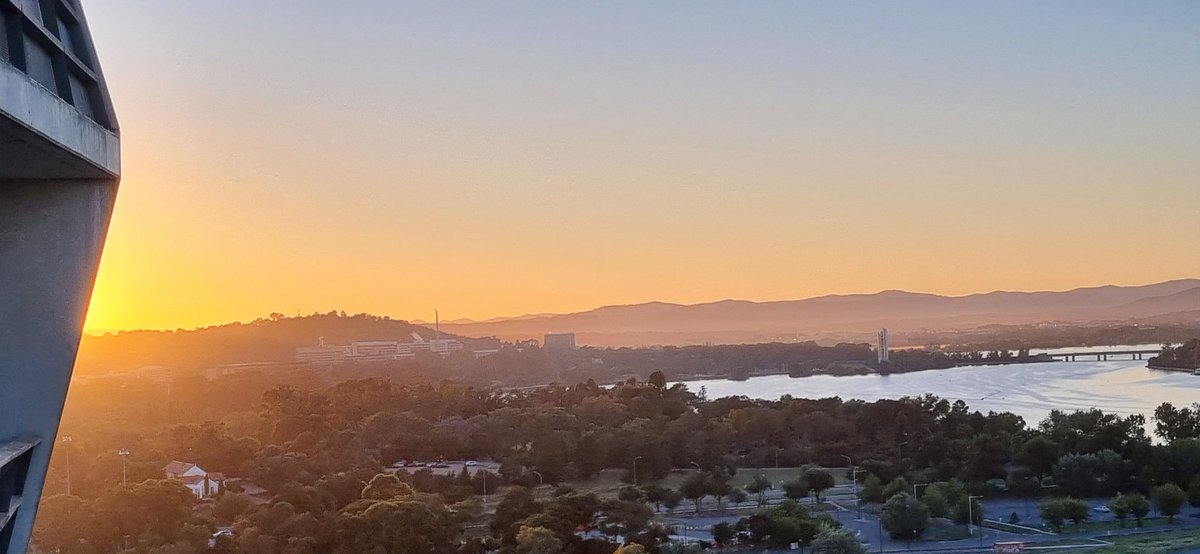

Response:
(81, 1), (1200, 331)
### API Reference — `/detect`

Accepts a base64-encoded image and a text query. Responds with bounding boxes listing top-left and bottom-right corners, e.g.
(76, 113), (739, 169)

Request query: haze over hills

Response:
(437, 279), (1200, 347)
(76, 313), (482, 375)
(72, 280), (1200, 374)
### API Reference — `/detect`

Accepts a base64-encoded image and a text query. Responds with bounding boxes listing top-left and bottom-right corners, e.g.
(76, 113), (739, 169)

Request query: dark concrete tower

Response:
(0, 0), (119, 552)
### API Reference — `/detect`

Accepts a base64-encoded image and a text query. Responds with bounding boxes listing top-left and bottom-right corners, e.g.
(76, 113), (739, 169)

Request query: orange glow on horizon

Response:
(79, 2), (1200, 332)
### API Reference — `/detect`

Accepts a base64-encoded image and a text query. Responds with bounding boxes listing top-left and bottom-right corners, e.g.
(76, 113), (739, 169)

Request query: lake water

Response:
(675, 345), (1200, 427)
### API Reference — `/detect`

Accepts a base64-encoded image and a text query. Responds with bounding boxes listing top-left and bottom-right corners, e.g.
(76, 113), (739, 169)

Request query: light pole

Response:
(633, 456), (644, 486)
(840, 455), (863, 520)
(850, 468), (866, 519)
(968, 494), (983, 544)
(877, 515), (884, 554)
(118, 448), (130, 488)
(839, 456), (857, 498)
(61, 436), (73, 496)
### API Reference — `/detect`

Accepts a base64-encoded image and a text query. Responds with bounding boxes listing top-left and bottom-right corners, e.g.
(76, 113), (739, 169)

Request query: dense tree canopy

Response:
(32, 363), (1200, 552)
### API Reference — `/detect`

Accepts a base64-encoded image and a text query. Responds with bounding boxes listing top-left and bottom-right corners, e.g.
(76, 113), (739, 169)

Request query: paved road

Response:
(659, 486), (1200, 553)
(981, 496), (1200, 530)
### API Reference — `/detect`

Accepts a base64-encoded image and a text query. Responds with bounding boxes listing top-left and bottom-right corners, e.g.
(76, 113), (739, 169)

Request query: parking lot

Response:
(386, 459), (502, 477)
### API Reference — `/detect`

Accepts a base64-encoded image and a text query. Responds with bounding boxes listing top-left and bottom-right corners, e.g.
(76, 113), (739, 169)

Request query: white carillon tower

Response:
(877, 328), (890, 363)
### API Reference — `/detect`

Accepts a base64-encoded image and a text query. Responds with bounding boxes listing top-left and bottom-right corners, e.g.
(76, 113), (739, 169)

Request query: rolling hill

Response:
(76, 312), (483, 374)
(438, 279), (1200, 346)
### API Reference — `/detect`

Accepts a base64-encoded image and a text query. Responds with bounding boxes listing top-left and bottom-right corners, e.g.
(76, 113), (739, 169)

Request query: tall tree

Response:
(1109, 496), (1131, 528)
(334, 497), (461, 554)
(680, 472), (709, 513)
(1153, 484), (1187, 523)
(1062, 498), (1090, 530)
(746, 475), (772, 507)
(881, 493), (929, 540)
(491, 488), (541, 543)
(1126, 494), (1151, 527)
(812, 525), (868, 554)
(515, 526), (562, 554)
(860, 474), (884, 503)
(1189, 476), (1200, 508)
(782, 479), (809, 501)
(804, 469), (835, 502)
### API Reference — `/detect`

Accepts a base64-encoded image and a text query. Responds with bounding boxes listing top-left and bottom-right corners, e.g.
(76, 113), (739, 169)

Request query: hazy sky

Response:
(82, 1), (1200, 331)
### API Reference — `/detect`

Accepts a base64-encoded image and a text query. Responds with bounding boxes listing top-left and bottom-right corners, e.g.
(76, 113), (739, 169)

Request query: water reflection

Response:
(678, 358), (1200, 427)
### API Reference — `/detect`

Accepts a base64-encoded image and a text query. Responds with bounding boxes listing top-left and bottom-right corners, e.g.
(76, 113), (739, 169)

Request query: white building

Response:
(295, 336), (465, 365)
(428, 338), (464, 354)
(349, 340), (404, 362)
(164, 460), (225, 499)
(295, 344), (351, 365)
(877, 328), (890, 363)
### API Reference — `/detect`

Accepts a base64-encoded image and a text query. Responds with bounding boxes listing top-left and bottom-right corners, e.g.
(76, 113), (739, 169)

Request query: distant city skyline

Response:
(79, 1), (1200, 331)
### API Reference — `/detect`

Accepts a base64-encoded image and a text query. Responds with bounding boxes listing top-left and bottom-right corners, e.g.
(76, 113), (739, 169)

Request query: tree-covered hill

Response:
(76, 312), (485, 374)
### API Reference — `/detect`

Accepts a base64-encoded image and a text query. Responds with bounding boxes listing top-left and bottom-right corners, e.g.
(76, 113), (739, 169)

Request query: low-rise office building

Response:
(544, 332), (577, 350)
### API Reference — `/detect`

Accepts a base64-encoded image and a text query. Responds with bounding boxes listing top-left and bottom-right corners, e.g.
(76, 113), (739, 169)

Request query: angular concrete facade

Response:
(0, 1), (118, 552)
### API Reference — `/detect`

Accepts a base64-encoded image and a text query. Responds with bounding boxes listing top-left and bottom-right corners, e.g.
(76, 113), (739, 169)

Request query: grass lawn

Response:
(1064, 528), (1200, 553)
(1056, 517), (1174, 534)
(564, 466), (850, 498)
(980, 519), (1047, 536)
(924, 521), (972, 541)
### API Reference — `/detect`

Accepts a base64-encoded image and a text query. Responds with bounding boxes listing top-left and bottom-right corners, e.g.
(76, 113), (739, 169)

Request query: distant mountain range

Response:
(436, 279), (1200, 347)
(73, 280), (1200, 373)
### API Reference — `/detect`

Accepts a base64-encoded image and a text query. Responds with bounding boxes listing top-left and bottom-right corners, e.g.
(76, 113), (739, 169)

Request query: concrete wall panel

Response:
(0, 179), (117, 553)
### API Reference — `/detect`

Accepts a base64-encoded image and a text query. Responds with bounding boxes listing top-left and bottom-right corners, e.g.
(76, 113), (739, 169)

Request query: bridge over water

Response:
(1043, 349), (1162, 362)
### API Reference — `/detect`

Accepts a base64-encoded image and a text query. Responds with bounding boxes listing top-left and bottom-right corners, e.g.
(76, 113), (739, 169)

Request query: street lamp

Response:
(840, 455), (863, 520)
(839, 455), (858, 498)
(632, 456), (645, 486)
(877, 515), (884, 554)
(118, 448), (130, 488)
(968, 494), (984, 544)
(849, 468), (866, 519)
(60, 436), (73, 496)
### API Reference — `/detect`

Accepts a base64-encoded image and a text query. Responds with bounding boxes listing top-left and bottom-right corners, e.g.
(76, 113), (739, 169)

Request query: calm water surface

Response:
(676, 346), (1200, 426)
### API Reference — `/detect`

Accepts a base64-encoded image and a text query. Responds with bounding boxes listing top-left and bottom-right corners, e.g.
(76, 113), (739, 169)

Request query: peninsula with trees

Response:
(1149, 339), (1200, 371)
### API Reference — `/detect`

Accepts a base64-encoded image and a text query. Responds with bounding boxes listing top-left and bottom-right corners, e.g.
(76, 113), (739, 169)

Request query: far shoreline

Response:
(665, 350), (1168, 388)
